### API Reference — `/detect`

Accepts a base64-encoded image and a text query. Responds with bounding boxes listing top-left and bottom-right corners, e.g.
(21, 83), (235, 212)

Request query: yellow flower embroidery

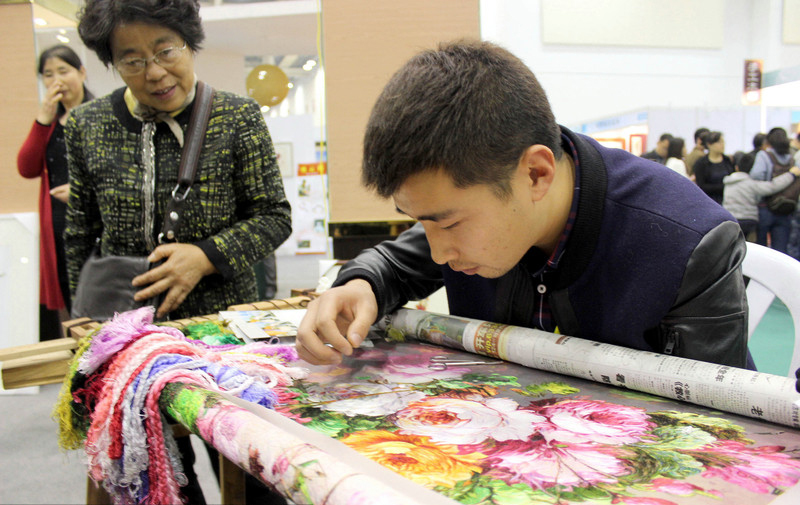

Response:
(341, 430), (485, 488)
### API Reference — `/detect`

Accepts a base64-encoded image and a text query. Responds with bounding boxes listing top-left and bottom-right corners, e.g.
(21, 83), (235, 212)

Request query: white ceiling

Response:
(201, 0), (319, 58)
(32, 0), (320, 76)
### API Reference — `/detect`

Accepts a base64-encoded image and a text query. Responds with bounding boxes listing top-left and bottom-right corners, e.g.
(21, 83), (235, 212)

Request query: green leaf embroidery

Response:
(515, 381), (581, 397)
(649, 411), (752, 443)
(644, 425), (717, 450)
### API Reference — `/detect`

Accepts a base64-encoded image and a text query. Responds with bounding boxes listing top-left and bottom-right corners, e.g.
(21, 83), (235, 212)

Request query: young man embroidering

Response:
(297, 40), (752, 370)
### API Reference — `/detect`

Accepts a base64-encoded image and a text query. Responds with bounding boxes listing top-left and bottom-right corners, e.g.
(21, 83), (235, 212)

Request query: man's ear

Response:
(518, 145), (556, 201)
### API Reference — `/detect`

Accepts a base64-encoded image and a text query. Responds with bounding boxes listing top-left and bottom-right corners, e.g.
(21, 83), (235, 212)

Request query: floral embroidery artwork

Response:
(278, 340), (800, 505)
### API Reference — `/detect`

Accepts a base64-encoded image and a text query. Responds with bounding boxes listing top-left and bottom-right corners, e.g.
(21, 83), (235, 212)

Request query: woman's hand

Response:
(49, 183), (70, 203)
(36, 80), (64, 125)
(131, 243), (218, 317)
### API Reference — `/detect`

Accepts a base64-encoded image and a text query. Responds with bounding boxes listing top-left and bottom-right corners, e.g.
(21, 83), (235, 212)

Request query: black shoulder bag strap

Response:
(158, 81), (215, 244)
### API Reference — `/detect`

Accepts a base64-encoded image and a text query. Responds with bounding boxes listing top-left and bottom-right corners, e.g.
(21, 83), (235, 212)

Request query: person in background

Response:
(722, 152), (800, 242)
(685, 127), (709, 178)
(664, 136), (689, 178)
(750, 132), (767, 158)
(731, 150), (746, 172)
(693, 131), (734, 205)
(641, 133), (672, 165)
(785, 132), (800, 260)
(69, 0), (291, 502)
(17, 45), (93, 340)
(297, 40), (751, 372)
(751, 127), (796, 254)
(254, 253), (278, 300)
(791, 132), (800, 167)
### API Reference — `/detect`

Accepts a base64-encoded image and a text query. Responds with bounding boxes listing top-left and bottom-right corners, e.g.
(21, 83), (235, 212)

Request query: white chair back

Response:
(741, 242), (800, 377)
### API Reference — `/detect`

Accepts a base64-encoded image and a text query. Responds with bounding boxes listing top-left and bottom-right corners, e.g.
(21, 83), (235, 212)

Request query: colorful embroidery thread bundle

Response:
(54, 307), (306, 505)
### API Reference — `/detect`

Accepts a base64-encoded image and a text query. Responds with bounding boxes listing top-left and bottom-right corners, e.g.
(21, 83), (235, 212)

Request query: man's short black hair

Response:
(362, 39), (562, 199)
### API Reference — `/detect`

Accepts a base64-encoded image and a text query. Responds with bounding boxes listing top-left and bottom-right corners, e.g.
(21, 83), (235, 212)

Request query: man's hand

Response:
(131, 243), (217, 317)
(296, 279), (378, 365)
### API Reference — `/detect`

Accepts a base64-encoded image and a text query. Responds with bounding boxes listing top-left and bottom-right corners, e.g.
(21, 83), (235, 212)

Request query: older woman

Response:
(65, 0), (291, 321)
(67, 2), (291, 503)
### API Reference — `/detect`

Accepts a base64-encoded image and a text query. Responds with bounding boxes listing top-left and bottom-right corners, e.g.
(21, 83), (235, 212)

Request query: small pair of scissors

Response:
(428, 355), (504, 371)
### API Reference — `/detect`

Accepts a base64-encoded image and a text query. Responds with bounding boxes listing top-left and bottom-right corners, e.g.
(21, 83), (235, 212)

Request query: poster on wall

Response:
(594, 137), (626, 150)
(629, 134), (646, 156)
(294, 162), (328, 254)
(274, 143), (294, 178)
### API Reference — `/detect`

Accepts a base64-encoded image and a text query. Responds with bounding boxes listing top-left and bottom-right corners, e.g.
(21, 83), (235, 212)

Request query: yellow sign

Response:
(298, 162), (326, 176)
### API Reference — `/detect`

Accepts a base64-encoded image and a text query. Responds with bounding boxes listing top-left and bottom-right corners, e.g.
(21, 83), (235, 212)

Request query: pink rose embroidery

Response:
(612, 497), (678, 505)
(305, 382), (426, 417)
(701, 440), (800, 493)
(531, 398), (654, 445)
(363, 351), (467, 384)
(487, 438), (630, 489)
(394, 396), (544, 445)
(647, 478), (721, 498)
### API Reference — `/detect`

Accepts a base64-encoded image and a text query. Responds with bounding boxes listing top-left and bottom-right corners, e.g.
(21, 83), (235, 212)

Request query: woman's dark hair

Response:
(752, 132), (766, 151)
(694, 127), (710, 144)
(77, 0), (205, 67)
(766, 127), (790, 156)
(37, 44), (94, 116)
(666, 137), (684, 159)
(38, 44), (82, 74)
(363, 39), (562, 199)
(704, 131), (723, 146)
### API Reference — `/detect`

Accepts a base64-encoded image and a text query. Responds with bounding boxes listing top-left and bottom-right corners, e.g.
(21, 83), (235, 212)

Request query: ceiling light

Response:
(56, 35), (70, 43)
(34, 18), (47, 26)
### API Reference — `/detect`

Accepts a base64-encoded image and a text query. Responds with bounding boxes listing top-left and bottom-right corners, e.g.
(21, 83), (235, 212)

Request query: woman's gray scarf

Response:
(128, 77), (197, 249)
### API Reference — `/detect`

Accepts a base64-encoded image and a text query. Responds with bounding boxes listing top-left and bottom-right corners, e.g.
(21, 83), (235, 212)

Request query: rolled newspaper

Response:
(382, 309), (800, 429)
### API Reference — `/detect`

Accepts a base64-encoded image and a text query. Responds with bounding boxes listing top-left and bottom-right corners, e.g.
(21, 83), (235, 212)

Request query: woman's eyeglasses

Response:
(114, 43), (187, 76)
